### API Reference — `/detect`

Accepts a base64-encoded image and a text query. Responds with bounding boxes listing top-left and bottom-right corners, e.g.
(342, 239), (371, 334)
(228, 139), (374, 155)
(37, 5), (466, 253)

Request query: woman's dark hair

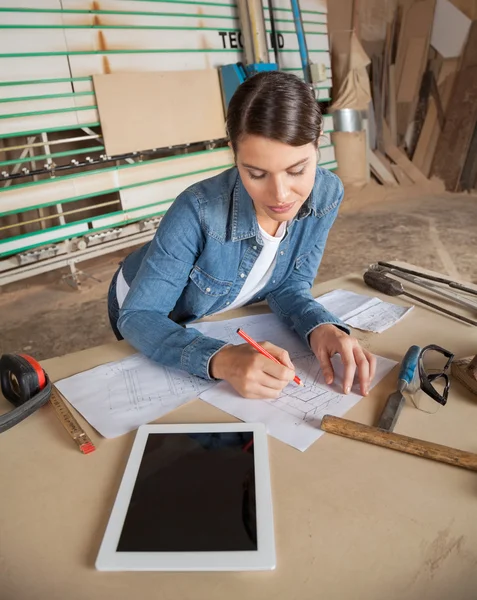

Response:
(226, 71), (322, 153)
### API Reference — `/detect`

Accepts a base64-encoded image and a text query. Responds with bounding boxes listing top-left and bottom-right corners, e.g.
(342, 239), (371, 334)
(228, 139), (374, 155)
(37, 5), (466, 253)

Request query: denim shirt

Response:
(118, 166), (350, 380)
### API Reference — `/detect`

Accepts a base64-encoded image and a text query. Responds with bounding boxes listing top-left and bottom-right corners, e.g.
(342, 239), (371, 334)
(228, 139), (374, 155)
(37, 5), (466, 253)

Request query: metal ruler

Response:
(49, 384), (95, 454)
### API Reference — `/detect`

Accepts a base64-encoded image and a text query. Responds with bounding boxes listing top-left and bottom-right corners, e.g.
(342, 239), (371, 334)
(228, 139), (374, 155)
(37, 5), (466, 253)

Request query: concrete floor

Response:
(1, 185), (476, 360)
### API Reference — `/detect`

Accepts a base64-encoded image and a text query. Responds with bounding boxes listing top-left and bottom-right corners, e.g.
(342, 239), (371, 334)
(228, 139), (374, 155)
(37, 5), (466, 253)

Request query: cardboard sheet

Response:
(93, 70), (227, 155)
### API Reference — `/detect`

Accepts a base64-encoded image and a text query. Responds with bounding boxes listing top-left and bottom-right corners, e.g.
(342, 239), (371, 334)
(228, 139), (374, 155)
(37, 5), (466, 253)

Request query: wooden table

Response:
(2, 272), (477, 600)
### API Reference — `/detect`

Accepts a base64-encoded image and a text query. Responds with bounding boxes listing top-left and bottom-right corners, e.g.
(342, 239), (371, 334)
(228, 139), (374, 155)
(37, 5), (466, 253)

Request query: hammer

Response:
(321, 347), (477, 472)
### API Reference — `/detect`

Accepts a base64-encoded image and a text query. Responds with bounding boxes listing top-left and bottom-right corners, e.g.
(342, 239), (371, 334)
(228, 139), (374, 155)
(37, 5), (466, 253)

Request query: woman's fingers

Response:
(316, 348), (335, 386)
(260, 341), (295, 370)
(354, 347), (371, 395)
(341, 345), (357, 394)
(364, 348), (377, 382)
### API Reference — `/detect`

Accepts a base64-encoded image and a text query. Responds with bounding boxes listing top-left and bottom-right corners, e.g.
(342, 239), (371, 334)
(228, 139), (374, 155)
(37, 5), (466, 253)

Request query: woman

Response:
(108, 71), (376, 399)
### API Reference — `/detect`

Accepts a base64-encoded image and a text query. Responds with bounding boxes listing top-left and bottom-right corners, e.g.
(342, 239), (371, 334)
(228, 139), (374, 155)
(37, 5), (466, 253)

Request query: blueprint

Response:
(55, 353), (214, 438)
(55, 310), (396, 445)
(195, 314), (396, 451)
(315, 289), (413, 333)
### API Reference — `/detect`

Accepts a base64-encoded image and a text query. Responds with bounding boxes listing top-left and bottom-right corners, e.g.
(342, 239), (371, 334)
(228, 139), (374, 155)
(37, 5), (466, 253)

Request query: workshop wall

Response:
(0, 0), (336, 279)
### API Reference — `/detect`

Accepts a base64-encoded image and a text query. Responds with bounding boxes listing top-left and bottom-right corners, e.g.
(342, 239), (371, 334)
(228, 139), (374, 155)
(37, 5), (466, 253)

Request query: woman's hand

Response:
(309, 324), (376, 396)
(209, 341), (296, 399)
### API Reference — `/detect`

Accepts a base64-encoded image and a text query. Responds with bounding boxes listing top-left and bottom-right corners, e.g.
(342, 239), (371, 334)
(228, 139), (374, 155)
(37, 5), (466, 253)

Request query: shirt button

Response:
(252, 245), (257, 250)
(272, 280), (276, 284)
(240, 273), (245, 278)
(280, 251), (284, 255)
(206, 287), (211, 292)
(226, 301), (230, 305)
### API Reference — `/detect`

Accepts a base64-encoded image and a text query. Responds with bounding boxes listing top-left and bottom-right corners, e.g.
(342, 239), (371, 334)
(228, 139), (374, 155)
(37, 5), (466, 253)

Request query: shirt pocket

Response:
(295, 251), (311, 271)
(189, 265), (233, 297)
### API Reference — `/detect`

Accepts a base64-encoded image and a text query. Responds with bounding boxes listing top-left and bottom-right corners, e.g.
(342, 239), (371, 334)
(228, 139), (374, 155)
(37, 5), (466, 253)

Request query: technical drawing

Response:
(104, 353), (211, 413)
(269, 354), (345, 425)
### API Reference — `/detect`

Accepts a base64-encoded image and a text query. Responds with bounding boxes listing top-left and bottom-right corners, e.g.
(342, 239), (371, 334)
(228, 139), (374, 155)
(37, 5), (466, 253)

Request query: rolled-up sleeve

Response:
(117, 191), (228, 380)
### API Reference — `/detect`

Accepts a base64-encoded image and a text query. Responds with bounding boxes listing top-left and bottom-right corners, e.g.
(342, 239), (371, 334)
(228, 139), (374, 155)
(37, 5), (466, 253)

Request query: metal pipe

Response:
(0, 134), (102, 154)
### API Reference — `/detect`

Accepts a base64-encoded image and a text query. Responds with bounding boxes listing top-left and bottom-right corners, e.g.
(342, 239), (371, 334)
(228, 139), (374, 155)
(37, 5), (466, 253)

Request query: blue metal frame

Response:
(219, 62), (278, 109)
(290, 0), (310, 83)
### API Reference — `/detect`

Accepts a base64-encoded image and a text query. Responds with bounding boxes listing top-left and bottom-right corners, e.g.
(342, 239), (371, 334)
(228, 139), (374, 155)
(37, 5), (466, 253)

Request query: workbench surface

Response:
(2, 271), (477, 600)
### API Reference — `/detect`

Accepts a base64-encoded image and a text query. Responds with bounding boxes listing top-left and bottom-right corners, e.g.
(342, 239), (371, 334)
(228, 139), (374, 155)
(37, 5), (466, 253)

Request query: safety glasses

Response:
(413, 344), (454, 411)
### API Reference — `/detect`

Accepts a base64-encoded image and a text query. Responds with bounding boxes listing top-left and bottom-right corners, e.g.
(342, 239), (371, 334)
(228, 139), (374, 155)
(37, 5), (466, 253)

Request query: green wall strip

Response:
(0, 146), (105, 168)
(0, 137), (335, 193)
(1, 149), (334, 214)
(0, 163), (234, 216)
(0, 49), (238, 58)
(1, 122), (100, 139)
(0, 91), (95, 104)
(0, 8), (237, 19)
(0, 105), (97, 120)
(0, 24), (240, 32)
(0, 49), (328, 58)
(0, 77), (92, 87)
(0, 148), (226, 192)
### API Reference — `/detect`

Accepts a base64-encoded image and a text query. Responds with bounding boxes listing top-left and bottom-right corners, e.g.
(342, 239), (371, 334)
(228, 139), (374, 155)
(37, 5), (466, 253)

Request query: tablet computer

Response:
(95, 422), (275, 571)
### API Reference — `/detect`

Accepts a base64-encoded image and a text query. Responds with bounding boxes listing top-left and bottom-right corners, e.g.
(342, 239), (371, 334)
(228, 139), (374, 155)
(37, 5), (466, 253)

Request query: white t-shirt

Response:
(214, 221), (286, 314)
(116, 221), (286, 311)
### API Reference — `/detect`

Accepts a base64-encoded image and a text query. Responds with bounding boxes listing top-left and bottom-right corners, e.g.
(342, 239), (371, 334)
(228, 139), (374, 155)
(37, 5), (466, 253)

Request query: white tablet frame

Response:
(95, 422), (276, 571)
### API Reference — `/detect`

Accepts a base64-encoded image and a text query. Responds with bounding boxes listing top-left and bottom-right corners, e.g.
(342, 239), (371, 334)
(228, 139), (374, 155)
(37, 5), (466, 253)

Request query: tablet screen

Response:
(116, 431), (257, 553)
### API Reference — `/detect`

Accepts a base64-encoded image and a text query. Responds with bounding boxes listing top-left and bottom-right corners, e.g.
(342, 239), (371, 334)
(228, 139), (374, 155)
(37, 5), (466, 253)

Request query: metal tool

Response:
(49, 385), (95, 454)
(0, 353), (95, 453)
(377, 262), (477, 298)
(371, 264), (477, 312)
(321, 347), (477, 472)
(363, 270), (477, 327)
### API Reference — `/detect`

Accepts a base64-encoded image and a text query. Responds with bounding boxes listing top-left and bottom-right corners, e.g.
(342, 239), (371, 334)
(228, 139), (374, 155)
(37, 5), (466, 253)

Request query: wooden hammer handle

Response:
(321, 415), (477, 472)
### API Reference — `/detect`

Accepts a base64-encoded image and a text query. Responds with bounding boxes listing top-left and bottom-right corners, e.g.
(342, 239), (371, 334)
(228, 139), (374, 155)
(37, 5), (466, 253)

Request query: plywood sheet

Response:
(412, 58), (458, 175)
(93, 70), (227, 155)
(431, 0), (472, 58)
(431, 21), (477, 190)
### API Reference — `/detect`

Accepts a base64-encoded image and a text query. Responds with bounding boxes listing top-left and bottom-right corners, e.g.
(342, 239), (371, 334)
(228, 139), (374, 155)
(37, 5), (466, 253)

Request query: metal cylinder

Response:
(332, 108), (363, 133)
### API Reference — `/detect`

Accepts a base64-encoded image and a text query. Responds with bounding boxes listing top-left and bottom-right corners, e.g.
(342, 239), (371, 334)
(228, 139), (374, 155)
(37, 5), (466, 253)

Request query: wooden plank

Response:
(431, 0), (472, 58)
(395, 0), (435, 139)
(369, 150), (398, 186)
(384, 141), (430, 185)
(375, 149), (394, 173)
(412, 59), (458, 175)
(372, 54), (384, 153)
(388, 64), (398, 145)
(396, 37), (428, 136)
(93, 70), (226, 155)
(459, 122), (477, 191)
(395, 0), (435, 86)
(431, 21), (477, 190)
(391, 163), (413, 185)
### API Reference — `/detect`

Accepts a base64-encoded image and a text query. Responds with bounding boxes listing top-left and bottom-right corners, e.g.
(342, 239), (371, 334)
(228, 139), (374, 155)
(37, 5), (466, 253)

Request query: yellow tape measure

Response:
(50, 385), (95, 454)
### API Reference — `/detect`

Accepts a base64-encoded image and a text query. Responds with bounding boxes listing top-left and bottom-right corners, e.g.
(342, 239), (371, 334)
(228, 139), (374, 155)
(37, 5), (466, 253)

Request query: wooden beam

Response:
(391, 163), (413, 186)
(412, 59), (458, 176)
(369, 151), (398, 186)
(431, 21), (477, 190)
(388, 64), (398, 145)
(384, 142), (430, 186)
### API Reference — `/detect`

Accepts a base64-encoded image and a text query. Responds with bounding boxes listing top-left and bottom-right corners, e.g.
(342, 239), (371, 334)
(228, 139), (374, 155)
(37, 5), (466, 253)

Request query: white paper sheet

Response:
(195, 314), (397, 451)
(316, 289), (413, 333)
(55, 353), (215, 438)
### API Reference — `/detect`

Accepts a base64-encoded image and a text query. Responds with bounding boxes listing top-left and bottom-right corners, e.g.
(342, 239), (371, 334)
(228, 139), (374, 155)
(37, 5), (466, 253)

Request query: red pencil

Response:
(236, 328), (304, 387)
